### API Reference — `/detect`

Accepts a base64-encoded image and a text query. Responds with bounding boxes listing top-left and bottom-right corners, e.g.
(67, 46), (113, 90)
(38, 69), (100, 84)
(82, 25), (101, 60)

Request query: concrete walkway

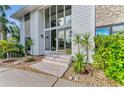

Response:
(0, 67), (84, 87)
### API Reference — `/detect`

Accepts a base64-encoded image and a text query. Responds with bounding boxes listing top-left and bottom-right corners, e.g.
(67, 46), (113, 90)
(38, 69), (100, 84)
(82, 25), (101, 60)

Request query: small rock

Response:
(13, 61), (21, 65)
(74, 76), (79, 82)
(68, 76), (73, 80)
(0, 61), (3, 65)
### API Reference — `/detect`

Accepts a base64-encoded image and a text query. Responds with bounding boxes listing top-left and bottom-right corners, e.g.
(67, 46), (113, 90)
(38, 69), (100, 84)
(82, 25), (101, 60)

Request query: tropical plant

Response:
(9, 22), (20, 43)
(81, 32), (92, 64)
(0, 38), (16, 60)
(0, 5), (10, 40)
(73, 34), (82, 53)
(25, 37), (34, 55)
(93, 32), (124, 84)
(74, 53), (86, 73)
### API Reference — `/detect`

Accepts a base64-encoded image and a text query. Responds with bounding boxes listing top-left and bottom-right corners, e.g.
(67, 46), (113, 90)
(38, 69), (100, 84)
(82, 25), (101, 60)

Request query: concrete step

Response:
(42, 59), (69, 67)
(31, 54), (72, 77)
(31, 61), (68, 77)
(46, 54), (71, 60)
(45, 56), (71, 63)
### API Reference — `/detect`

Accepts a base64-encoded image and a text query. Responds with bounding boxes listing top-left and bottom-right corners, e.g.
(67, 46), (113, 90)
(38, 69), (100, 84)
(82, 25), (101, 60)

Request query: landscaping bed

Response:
(63, 63), (121, 87)
(0, 56), (44, 73)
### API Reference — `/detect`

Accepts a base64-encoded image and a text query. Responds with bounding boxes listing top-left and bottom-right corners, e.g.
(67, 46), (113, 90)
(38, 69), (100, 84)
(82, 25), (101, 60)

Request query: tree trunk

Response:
(6, 52), (9, 60)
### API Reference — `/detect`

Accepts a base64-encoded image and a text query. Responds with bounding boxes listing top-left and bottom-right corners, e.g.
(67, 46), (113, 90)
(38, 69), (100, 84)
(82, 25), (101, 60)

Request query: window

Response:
(96, 27), (110, 36)
(24, 13), (30, 21)
(51, 6), (56, 27)
(57, 5), (64, 26)
(112, 24), (124, 34)
(65, 5), (71, 25)
(45, 8), (50, 28)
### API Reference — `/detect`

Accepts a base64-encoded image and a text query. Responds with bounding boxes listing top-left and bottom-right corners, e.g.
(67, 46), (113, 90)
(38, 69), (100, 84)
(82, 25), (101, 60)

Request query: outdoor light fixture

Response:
(41, 34), (43, 38)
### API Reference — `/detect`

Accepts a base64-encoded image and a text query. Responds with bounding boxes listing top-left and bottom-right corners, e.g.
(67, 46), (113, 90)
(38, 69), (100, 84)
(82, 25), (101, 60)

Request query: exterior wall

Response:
(38, 10), (44, 55)
(96, 5), (124, 26)
(30, 9), (44, 55)
(72, 5), (95, 62)
(20, 17), (25, 46)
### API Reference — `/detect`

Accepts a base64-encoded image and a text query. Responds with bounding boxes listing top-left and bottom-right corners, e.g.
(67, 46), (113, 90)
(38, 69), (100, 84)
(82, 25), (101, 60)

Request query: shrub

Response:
(65, 49), (71, 55)
(74, 53), (86, 73)
(93, 32), (124, 84)
(0, 48), (5, 58)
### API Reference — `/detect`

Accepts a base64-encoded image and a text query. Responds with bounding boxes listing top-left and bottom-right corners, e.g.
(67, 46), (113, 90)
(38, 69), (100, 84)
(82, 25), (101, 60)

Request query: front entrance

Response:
(44, 5), (71, 53)
(45, 28), (71, 52)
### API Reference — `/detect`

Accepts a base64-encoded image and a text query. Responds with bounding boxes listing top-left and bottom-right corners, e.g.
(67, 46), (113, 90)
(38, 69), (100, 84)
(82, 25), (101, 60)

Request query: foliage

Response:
(93, 32), (124, 84)
(65, 49), (71, 55)
(0, 5), (10, 40)
(74, 53), (86, 73)
(25, 37), (33, 55)
(0, 38), (16, 59)
(9, 22), (20, 43)
(81, 32), (92, 64)
(73, 34), (82, 53)
(0, 48), (5, 58)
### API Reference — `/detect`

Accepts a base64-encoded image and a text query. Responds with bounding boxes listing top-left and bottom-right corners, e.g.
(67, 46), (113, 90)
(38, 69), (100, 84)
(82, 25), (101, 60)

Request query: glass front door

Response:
(58, 28), (71, 51)
(58, 29), (65, 50)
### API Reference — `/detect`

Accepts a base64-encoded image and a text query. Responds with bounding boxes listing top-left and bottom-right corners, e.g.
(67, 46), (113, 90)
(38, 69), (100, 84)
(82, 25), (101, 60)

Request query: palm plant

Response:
(73, 34), (82, 53)
(0, 5), (10, 40)
(9, 22), (20, 43)
(81, 32), (92, 64)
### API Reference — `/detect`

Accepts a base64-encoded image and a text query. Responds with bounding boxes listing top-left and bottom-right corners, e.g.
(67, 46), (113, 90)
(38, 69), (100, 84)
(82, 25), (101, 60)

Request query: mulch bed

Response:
(0, 56), (44, 73)
(62, 63), (122, 87)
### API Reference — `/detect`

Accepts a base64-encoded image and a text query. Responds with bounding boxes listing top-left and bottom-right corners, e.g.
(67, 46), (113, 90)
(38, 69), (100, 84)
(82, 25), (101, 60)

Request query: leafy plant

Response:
(93, 32), (124, 84)
(25, 37), (34, 55)
(74, 53), (86, 73)
(73, 34), (82, 53)
(81, 32), (92, 64)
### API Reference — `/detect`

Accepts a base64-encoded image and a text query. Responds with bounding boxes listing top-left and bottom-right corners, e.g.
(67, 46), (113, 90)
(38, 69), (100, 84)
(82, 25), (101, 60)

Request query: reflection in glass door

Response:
(58, 29), (65, 50)
(58, 28), (71, 51)
(51, 30), (56, 51)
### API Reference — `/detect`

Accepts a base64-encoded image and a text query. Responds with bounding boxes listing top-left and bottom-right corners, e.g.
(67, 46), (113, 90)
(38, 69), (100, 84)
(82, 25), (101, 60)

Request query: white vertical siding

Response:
(72, 5), (95, 62)
(30, 10), (39, 55)
(20, 17), (25, 46)
(38, 10), (44, 55)
(30, 10), (44, 55)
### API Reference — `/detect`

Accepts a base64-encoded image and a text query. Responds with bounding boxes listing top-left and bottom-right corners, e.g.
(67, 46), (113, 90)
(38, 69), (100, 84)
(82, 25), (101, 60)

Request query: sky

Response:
(6, 5), (23, 27)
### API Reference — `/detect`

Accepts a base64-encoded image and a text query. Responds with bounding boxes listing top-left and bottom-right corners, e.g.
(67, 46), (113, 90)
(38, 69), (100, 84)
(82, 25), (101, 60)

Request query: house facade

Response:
(11, 5), (95, 62)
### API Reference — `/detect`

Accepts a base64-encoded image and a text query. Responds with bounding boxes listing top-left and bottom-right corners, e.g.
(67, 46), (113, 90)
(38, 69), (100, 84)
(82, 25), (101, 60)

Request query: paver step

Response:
(44, 56), (71, 64)
(42, 59), (69, 67)
(31, 61), (68, 77)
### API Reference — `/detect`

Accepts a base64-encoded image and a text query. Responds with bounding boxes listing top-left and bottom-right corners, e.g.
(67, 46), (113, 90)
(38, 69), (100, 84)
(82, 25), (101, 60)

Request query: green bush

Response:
(93, 32), (124, 84)
(0, 48), (5, 58)
(74, 53), (86, 73)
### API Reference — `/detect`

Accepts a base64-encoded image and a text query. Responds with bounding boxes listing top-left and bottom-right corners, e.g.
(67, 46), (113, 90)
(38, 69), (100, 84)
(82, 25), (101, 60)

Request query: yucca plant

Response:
(81, 32), (92, 64)
(74, 53), (86, 73)
(73, 34), (82, 54)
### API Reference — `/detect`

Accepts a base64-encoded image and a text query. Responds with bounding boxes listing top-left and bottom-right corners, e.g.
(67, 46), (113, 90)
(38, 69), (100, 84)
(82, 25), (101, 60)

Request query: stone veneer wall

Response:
(96, 5), (124, 27)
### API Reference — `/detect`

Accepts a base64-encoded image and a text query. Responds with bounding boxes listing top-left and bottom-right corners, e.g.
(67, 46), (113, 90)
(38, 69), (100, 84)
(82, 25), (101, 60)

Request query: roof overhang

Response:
(11, 5), (42, 20)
